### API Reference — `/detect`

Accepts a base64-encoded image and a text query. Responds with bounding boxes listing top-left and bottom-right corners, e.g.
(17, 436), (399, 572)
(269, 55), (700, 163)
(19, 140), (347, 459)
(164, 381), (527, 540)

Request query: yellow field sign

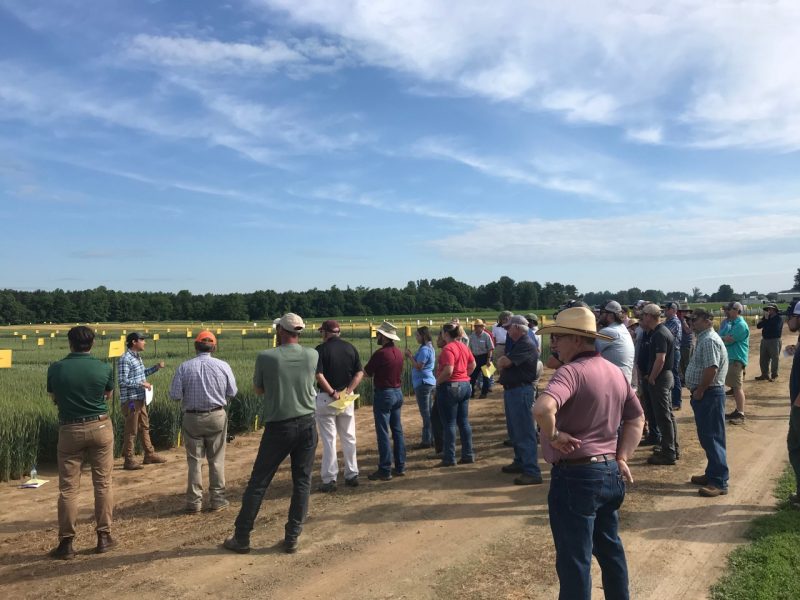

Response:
(152, 333), (160, 341)
(21, 334), (27, 340)
(405, 325), (412, 337)
(186, 331), (192, 338)
(37, 338), (45, 347)
(370, 327), (377, 338)
(216, 328), (222, 335)
(50, 333), (55, 338)
(241, 329), (247, 336)
(0, 350), (12, 369)
(108, 340), (125, 358)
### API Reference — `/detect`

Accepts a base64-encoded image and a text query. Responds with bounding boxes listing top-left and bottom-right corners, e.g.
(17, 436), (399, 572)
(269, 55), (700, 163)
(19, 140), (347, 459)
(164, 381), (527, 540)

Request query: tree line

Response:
(0, 278), (767, 325)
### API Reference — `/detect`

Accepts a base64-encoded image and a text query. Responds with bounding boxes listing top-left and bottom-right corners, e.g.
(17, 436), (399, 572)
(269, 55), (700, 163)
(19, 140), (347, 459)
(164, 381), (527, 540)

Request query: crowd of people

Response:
(44, 297), (800, 600)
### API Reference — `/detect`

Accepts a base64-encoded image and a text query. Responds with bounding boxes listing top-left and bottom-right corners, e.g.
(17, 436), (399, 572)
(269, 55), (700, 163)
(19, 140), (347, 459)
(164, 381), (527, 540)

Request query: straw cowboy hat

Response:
(536, 307), (613, 341)
(375, 321), (400, 341)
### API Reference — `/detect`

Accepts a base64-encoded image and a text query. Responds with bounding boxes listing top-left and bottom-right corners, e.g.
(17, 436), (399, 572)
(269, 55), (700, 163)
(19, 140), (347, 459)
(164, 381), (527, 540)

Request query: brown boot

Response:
(96, 531), (117, 554)
(143, 453), (167, 465)
(49, 537), (76, 560)
(123, 458), (143, 470)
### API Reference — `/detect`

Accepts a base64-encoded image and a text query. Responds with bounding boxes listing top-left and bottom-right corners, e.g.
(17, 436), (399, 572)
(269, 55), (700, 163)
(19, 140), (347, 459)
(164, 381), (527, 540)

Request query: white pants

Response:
(315, 392), (358, 483)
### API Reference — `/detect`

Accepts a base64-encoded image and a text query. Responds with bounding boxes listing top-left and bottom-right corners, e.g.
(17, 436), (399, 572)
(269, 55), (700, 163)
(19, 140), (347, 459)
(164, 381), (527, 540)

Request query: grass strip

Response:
(710, 467), (800, 600)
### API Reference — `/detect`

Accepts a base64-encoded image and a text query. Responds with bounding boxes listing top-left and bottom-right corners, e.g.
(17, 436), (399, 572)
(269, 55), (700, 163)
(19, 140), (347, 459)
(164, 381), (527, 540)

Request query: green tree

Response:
(794, 268), (800, 290)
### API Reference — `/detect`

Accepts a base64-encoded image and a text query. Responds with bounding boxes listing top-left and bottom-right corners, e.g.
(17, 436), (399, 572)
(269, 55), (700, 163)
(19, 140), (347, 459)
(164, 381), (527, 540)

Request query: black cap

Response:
(126, 332), (146, 345)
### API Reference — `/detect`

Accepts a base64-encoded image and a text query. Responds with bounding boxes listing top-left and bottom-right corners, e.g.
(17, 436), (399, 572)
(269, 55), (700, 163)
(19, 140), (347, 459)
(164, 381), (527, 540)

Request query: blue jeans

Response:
(503, 385), (541, 477)
(234, 413), (317, 542)
(414, 384), (435, 446)
(548, 461), (629, 600)
(372, 388), (406, 474)
(690, 386), (729, 489)
(437, 381), (474, 465)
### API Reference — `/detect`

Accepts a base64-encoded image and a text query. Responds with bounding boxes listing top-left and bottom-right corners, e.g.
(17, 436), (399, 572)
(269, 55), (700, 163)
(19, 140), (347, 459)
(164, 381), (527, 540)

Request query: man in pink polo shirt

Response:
(534, 307), (644, 600)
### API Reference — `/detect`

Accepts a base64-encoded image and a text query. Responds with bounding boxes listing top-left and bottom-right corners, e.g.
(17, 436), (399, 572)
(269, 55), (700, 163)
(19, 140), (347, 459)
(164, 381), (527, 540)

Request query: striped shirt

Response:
(118, 349), (160, 403)
(685, 327), (728, 389)
(169, 353), (237, 411)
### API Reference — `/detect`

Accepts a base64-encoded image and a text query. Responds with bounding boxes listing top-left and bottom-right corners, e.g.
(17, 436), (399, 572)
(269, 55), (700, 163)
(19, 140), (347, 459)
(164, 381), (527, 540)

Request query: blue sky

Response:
(2, 0), (800, 296)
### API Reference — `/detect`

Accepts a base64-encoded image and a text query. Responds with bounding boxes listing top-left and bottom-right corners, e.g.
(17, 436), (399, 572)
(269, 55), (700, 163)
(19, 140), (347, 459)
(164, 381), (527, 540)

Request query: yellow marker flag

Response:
(13, 331), (18, 336)
(241, 329), (247, 336)
(37, 338), (45, 347)
(0, 349), (12, 369)
(272, 334), (277, 348)
(267, 327), (272, 334)
(405, 325), (412, 337)
(50, 333), (55, 338)
(122, 329), (127, 335)
(108, 340), (125, 358)
(216, 328), (222, 335)
(186, 331), (192, 338)
(55, 329), (59, 334)
(370, 327), (377, 338)
(101, 330), (106, 336)
(167, 328), (171, 333)
(35, 329), (40, 334)
(152, 333), (160, 341)
(21, 334), (27, 340)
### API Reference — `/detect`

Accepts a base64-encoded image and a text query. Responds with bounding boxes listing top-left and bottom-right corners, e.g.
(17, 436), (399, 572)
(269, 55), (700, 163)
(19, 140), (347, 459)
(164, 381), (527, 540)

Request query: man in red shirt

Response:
(534, 307), (644, 600)
(364, 321), (406, 481)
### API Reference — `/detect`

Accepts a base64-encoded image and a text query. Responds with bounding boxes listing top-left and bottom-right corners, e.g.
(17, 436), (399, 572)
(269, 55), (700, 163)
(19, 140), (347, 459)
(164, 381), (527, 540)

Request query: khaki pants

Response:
(122, 399), (156, 460)
(759, 338), (782, 379)
(57, 419), (114, 539)
(183, 410), (228, 509)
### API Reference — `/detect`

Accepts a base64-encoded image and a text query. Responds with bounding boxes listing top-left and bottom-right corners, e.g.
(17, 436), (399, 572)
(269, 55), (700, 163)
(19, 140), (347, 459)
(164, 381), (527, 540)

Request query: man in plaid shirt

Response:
(119, 332), (167, 470)
(685, 308), (729, 497)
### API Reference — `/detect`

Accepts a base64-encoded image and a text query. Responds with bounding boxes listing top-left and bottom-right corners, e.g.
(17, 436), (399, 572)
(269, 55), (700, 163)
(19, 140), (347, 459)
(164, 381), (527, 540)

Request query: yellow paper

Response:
(108, 340), (125, 358)
(328, 392), (360, 412)
(0, 349), (12, 368)
(481, 363), (497, 379)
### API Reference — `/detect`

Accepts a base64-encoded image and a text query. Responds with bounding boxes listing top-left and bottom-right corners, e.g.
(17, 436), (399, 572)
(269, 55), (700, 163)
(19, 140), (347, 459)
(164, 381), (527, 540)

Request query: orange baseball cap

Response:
(195, 330), (217, 344)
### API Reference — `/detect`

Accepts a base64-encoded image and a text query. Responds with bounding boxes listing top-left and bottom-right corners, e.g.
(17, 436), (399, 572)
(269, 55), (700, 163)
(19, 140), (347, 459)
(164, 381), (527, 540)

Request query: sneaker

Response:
(698, 485), (728, 497)
(726, 410), (745, 424)
(223, 535), (251, 554)
(391, 468), (406, 476)
(283, 537), (298, 554)
(754, 374), (770, 381)
(317, 481), (337, 493)
(638, 437), (660, 447)
(435, 461), (456, 468)
(457, 457), (475, 465)
(427, 452), (443, 460)
(49, 537), (76, 560)
(184, 505), (202, 514)
(501, 463), (523, 474)
(345, 476), (359, 487)
(647, 453), (676, 466)
(503, 439), (514, 447)
(514, 473), (543, 485)
(208, 501), (230, 512)
(653, 447), (681, 460)
(367, 470), (392, 481)
(478, 393), (488, 399)
(690, 474), (709, 486)
(143, 453), (167, 465)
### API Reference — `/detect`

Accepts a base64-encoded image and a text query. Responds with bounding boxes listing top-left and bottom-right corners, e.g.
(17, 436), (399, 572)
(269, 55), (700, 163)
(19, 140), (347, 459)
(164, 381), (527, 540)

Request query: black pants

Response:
(470, 354), (491, 396)
(234, 413), (318, 542)
(644, 371), (678, 458)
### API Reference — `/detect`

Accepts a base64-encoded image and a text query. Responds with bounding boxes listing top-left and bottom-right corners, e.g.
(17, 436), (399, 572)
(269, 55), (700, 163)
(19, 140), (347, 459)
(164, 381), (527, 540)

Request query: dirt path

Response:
(0, 328), (794, 599)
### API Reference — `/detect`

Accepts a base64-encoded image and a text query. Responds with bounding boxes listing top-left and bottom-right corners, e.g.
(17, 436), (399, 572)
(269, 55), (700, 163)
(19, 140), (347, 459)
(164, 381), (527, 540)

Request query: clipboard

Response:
(145, 386), (154, 406)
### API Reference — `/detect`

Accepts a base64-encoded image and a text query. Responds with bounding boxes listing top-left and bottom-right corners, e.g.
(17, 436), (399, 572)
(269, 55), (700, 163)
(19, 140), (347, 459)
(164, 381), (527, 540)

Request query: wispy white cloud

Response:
(626, 126), (663, 144)
(259, 0), (800, 150)
(411, 137), (618, 201)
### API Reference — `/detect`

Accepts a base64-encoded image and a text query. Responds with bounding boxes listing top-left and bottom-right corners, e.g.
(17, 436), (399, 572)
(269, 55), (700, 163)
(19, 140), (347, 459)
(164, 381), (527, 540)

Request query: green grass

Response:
(710, 468), (800, 600)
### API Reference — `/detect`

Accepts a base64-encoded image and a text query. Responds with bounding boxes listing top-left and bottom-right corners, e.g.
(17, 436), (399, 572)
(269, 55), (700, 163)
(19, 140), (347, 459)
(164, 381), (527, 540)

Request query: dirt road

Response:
(0, 328), (794, 599)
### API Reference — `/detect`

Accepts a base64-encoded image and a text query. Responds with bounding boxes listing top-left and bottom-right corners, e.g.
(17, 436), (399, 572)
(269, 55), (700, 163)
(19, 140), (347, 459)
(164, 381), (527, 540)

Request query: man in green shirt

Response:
(46, 326), (115, 559)
(224, 312), (318, 555)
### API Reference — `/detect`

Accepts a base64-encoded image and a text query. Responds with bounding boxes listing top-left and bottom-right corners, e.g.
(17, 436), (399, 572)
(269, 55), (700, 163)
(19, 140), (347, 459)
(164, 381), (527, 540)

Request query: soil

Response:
(1, 328), (795, 599)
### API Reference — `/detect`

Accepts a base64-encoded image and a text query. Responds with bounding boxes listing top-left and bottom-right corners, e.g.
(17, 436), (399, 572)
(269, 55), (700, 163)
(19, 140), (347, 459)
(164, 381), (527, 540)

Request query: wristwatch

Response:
(550, 430), (559, 442)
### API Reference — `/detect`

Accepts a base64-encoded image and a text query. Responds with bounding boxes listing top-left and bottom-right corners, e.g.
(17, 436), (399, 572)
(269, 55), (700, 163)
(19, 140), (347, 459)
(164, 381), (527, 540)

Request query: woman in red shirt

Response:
(435, 323), (477, 467)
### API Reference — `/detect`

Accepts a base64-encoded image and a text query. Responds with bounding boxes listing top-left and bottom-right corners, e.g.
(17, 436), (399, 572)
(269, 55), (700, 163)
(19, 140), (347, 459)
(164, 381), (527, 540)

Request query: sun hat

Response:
(473, 319), (486, 327)
(763, 303), (779, 312)
(536, 307), (613, 340)
(194, 330), (217, 344)
(375, 321), (400, 341)
(318, 320), (341, 333)
(276, 312), (305, 332)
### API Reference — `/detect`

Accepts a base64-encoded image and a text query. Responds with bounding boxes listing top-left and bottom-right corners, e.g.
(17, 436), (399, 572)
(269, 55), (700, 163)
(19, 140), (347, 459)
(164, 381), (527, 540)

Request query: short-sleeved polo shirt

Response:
(47, 353), (114, 422)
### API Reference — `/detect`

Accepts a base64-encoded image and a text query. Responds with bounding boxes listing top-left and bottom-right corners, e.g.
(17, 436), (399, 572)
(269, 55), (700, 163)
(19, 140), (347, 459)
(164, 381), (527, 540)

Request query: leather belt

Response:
(185, 405), (225, 414)
(60, 414), (109, 426)
(557, 453), (616, 466)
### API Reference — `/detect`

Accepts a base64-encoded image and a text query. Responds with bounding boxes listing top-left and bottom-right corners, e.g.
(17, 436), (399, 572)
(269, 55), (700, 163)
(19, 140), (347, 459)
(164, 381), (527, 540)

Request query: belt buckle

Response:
(589, 456), (599, 464)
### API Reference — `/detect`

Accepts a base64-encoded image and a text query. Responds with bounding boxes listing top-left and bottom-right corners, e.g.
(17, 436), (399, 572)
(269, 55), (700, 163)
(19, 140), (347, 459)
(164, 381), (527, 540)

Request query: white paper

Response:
(145, 385), (154, 406)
